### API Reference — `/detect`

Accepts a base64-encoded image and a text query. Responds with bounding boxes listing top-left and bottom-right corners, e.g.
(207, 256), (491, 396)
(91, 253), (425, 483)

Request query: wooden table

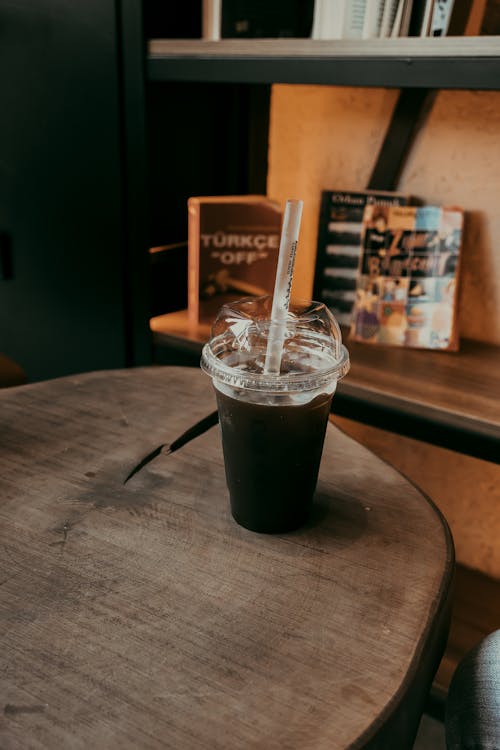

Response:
(0, 367), (454, 749)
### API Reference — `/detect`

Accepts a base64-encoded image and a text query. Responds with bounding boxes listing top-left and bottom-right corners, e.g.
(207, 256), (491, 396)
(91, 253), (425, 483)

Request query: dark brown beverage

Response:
(215, 388), (333, 533)
(201, 296), (350, 534)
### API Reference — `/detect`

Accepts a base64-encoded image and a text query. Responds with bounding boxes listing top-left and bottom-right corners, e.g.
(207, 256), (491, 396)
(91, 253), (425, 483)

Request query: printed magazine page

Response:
(313, 190), (409, 328)
(350, 205), (463, 350)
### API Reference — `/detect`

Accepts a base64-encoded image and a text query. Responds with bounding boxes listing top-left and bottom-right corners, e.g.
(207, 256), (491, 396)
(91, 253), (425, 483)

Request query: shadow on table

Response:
(293, 487), (369, 544)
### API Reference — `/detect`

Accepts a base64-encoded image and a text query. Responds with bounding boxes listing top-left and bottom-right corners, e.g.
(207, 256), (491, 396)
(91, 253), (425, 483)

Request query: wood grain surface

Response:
(343, 338), (500, 433)
(148, 37), (500, 60)
(0, 367), (453, 749)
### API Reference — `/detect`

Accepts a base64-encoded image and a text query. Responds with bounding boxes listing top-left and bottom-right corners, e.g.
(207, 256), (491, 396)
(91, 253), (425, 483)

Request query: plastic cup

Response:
(201, 295), (350, 533)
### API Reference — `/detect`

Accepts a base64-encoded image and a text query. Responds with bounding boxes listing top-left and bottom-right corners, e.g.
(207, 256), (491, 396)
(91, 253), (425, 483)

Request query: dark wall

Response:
(0, 0), (129, 381)
(146, 82), (270, 248)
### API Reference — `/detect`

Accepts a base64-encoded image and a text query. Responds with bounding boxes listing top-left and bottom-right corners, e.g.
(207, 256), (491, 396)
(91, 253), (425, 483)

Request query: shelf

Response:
(338, 337), (500, 462)
(148, 37), (500, 90)
(151, 311), (500, 463)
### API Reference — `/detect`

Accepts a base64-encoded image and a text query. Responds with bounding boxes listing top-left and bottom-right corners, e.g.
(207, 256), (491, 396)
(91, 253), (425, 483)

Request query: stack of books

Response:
(200, 0), (496, 40)
(310, 0), (450, 38)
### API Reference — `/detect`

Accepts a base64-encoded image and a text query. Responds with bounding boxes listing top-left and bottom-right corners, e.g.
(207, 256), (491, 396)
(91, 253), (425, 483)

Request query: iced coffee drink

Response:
(201, 295), (350, 533)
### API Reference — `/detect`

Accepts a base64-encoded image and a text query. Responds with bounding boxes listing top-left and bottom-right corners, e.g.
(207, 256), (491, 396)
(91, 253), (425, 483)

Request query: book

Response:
(391, 0), (406, 34)
(202, 0), (222, 39)
(313, 190), (409, 328)
(187, 196), (282, 326)
(428, 0), (455, 35)
(379, 0), (402, 35)
(350, 204), (464, 350)
(399, 0), (416, 34)
(343, 0), (368, 37)
(412, 0), (436, 35)
(363, 0), (385, 37)
(390, 0), (417, 34)
(311, 0), (347, 39)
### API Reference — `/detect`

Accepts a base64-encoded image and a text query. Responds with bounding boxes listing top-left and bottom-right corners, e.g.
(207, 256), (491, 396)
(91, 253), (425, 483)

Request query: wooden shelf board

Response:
(149, 37), (500, 60)
(151, 310), (210, 342)
(148, 37), (500, 89)
(341, 337), (500, 442)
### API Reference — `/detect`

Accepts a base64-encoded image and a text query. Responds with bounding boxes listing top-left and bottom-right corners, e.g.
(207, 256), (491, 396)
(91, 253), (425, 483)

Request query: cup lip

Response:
(200, 339), (350, 392)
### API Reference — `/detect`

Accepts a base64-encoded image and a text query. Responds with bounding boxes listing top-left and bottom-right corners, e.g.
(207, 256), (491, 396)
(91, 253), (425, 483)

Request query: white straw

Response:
(264, 199), (303, 374)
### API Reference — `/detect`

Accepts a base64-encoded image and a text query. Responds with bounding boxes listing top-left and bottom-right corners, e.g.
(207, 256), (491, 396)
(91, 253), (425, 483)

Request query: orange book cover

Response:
(187, 195), (282, 326)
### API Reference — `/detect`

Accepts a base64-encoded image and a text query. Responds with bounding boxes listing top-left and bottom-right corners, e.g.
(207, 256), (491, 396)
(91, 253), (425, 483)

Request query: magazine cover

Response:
(350, 204), (464, 350)
(313, 190), (409, 328)
(188, 196), (282, 326)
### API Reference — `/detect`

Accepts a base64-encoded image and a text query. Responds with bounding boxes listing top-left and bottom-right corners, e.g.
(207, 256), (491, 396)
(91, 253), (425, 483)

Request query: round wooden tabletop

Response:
(0, 367), (454, 749)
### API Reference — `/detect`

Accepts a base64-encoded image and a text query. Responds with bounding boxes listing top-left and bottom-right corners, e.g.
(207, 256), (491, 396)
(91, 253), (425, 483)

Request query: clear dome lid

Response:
(201, 295), (350, 392)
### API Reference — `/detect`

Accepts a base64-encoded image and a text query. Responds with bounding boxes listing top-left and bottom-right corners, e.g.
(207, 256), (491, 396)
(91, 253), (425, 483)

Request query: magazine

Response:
(350, 204), (464, 350)
(313, 189), (409, 327)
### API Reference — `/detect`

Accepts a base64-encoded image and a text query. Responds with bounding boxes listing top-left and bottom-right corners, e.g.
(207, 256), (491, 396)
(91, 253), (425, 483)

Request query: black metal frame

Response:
(148, 55), (500, 91)
(334, 391), (500, 465)
(368, 88), (436, 191)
